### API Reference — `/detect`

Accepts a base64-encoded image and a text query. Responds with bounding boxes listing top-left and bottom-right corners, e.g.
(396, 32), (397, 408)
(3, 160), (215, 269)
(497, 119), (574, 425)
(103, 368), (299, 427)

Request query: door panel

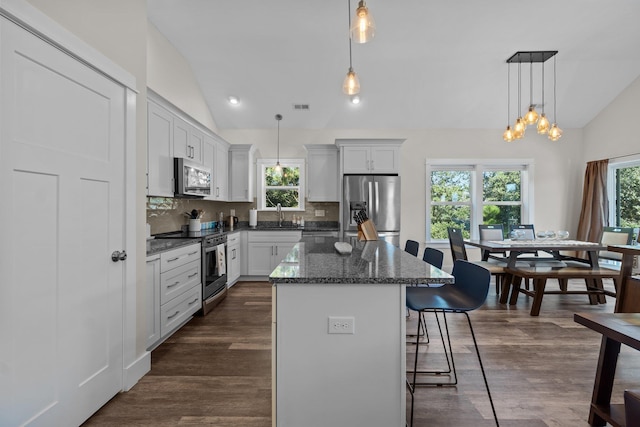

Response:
(372, 176), (401, 232)
(0, 17), (125, 426)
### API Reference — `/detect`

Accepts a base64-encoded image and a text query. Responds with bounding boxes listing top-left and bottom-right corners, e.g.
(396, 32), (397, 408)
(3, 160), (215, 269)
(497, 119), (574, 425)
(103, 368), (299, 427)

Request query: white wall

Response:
(147, 23), (218, 133)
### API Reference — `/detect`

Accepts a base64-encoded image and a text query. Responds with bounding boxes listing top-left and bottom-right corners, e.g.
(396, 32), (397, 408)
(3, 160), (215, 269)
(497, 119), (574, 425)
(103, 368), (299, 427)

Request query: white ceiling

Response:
(147, 0), (640, 131)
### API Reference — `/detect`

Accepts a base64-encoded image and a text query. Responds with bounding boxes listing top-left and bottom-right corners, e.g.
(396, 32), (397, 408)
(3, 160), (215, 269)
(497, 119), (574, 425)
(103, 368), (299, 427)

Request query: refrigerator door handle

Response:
(374, 181), (379, 219)
(368, 181), (373, 221)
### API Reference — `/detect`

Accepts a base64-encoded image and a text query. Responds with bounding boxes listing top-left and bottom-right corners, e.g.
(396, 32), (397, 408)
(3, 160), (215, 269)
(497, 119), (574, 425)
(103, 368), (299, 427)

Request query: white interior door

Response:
(0, 16), (126, 427)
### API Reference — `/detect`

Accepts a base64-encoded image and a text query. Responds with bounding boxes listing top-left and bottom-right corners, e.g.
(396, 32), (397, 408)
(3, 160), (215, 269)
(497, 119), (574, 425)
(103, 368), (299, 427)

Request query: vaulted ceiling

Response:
(147, 0), (640, 130)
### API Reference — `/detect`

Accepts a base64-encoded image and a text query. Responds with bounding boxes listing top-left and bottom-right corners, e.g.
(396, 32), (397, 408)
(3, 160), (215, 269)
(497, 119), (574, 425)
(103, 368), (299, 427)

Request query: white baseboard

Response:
(123, 351), (151, 391)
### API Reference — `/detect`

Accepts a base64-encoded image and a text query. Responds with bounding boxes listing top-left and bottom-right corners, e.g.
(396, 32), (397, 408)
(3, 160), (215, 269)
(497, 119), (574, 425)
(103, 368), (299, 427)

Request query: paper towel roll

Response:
(249, 209), (258, 227)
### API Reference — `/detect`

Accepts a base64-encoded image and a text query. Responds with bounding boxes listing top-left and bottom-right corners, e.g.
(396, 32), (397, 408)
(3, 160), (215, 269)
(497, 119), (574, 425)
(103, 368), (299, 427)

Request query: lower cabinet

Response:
(227, 231), (241, 286)
(247, 231), (302, 276)
(147, 242), (202, 350)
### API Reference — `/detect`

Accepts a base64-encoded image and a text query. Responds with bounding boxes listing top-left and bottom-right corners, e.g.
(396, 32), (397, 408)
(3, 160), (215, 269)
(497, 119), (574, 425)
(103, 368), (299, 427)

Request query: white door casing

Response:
(0, 6), (135, 426)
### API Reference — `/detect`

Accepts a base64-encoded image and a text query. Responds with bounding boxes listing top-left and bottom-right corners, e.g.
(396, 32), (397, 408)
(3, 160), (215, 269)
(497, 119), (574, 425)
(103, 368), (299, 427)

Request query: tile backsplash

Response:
(147, 197), (339, 234)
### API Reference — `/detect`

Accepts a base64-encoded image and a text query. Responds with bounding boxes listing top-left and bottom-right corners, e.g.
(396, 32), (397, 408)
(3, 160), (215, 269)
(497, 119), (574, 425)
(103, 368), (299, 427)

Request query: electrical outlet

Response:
(230, 209), (235, 216)
(315, 209), (325, 217)
(328, 316), (355, 334)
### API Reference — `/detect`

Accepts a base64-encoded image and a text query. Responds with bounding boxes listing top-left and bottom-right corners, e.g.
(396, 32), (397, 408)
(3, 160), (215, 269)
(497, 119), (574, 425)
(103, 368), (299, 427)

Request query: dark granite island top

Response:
(269, 236), (454, 285)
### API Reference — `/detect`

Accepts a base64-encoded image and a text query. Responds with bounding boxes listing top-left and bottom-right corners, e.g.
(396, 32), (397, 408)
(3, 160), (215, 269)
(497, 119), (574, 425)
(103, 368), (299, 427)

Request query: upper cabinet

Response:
(336, 139), (405, 174)
(204, 133), (229, 201)
(147, 100), (174, 197)
(147, 90), (230, 199)
(228, 144), (256, 202)
(304, 144), (339, 202)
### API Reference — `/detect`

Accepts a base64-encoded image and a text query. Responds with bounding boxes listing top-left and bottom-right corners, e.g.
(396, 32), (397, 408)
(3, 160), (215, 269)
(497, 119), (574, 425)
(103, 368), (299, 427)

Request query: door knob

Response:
(111, 250), (127, 262)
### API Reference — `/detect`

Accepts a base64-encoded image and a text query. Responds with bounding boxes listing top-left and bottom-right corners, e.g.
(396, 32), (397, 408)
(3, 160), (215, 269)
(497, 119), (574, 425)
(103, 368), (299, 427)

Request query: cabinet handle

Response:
(188, 297), (199, 305)
(168, 281), (180, 288)
(370, 160), (374, 170)
(167, 257), (179, 262)
(232, 248), (236, 259)
(216, 187), (220, 197)
(275, 246), (278, 256)
(188, 251), (199, 256)
(167, 310), (180, 320)
(188, 272), (198, 279)
(271, 246), (274, 256)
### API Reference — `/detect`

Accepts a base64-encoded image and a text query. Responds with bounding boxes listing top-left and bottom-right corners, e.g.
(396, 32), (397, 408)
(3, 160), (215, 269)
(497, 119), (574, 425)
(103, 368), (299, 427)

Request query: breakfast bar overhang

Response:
(269, 237), (454, 427)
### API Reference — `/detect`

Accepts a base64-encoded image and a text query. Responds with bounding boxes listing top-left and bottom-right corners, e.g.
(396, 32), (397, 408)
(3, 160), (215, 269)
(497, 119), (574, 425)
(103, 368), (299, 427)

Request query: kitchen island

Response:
(269, 237), (454, 427)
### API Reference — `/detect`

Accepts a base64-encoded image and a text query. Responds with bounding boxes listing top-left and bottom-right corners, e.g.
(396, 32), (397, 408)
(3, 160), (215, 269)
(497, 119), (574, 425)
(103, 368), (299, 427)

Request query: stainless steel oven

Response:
(201, 233), (227, 314)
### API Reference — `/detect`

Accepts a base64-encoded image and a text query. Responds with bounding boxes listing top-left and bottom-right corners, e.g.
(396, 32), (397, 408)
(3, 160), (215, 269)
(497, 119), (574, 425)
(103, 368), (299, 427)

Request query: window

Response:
(257, 159), (305, 211)
(608, 155), (640, 239)
(426, 159), (533, 241)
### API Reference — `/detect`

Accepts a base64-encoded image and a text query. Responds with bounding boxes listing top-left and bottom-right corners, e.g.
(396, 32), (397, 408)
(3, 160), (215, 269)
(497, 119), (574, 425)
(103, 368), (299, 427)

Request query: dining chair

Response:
(406, 260), (499, 427)
(404, 239), (420, 257)
(447, 227), (505, 294)
(478, 224), (508, 260)
(598, 226), (634, 265)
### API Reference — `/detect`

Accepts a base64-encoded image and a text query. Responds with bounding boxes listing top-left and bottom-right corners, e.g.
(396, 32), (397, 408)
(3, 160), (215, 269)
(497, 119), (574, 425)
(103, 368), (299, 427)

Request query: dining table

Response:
(465, 239), (610, 307)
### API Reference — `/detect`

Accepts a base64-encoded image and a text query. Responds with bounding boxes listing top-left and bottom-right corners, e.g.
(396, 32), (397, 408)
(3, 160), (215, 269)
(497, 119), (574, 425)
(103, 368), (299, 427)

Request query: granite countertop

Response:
(269, 237), (454, 285)
(239, 221), (339, 232)
(146, 238), (200, 256)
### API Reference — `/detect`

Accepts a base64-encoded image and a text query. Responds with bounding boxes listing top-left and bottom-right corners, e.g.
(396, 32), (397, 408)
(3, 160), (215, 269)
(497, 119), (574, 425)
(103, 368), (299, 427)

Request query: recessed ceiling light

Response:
(350, 95), (361, 104)
(228, 96), (240, 105)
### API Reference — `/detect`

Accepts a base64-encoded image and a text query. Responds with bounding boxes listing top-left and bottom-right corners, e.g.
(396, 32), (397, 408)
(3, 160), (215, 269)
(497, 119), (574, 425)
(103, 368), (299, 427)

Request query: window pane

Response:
(266, 166), (300, 186)
(266, 189), (300, 208)
(431, 171), (471, 202)
(616, 165), (640, 228)
(430, 205), (471, 239)
(482, 205), (522, 236)
(483, 171), (521, 202)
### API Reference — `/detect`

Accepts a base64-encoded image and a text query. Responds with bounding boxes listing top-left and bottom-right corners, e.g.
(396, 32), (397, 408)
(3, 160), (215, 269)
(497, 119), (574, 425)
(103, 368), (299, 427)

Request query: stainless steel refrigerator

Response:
(342, 175), (401, 247)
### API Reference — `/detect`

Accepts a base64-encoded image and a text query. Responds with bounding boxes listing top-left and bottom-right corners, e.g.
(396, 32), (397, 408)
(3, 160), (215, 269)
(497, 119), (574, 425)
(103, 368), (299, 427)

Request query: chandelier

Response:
(503, 51), (562, 142)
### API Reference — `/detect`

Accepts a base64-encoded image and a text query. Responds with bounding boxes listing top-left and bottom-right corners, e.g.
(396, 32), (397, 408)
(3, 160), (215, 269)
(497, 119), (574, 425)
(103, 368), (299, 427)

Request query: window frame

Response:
(257, 158), (305, 211)
(607, 153), (640, 228)
(425, 158), (534, 243)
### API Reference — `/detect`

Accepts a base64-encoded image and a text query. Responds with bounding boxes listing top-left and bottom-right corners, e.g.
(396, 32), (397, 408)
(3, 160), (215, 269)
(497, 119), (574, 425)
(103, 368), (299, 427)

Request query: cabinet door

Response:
(342, 146), (371, 174)
(229, 149), (251, 201)
(202, 137), (215, 200)
(227, 243), (240, 285)
(172, 115), (190, 159)
(146, 257), (161, 350)
(147, 102), (174, 197)
(248, 242), (276, 275)
(370, 146), (399, 173)
(307, 149), (338, 201)
(215, 142), (229, 201)
(273, 242), (298, 269)
(189, 127), (204, 163)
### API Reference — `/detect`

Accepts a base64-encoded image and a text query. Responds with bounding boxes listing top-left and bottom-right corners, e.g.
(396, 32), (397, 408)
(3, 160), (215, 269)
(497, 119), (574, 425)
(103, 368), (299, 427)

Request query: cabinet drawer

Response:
(160, 243), (201, 273)
(160, 259), (201, 304)
(248, 230), (301, 243)
(227, 231), (241, 245)
(160, 285), (201, 338)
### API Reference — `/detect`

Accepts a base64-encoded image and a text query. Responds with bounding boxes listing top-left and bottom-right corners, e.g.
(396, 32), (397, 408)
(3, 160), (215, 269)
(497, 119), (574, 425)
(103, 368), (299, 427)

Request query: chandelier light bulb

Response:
(350, 0), (375, 43)
(343, 67), (360, 95)
(503, 126), (515, 142)
(537, 113), (550, 134)
(513, 117), (526, 139)
(524, 105), (539, 125)
(548, 123), (563, 141)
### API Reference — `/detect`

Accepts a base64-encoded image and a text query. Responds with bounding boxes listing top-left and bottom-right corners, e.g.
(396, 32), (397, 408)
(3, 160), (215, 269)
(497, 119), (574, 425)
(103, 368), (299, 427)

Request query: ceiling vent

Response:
(293, 104), (310, 111)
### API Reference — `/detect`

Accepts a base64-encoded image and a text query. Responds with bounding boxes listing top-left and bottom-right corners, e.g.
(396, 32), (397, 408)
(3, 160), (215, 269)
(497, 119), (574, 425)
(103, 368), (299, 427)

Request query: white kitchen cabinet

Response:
(173, 115), (203, 163)
(247, 230), (301, 276)
(147, 243), (202, 350)
(147, 100), (174, 197)
(146, 255), (161, 350)
(229, 144), (256, 202)
(202, 137), (215, 200)
(206, 134), (229, 201)
(304, 144), (339, 201)
(227, 231), (241, 286)
(336, 139), (404, 174)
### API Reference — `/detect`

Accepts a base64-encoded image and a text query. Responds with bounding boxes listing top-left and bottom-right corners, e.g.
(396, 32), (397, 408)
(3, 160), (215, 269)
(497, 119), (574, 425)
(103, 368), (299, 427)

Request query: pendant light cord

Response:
(507, 63), (510, 124)
(541, 60), (545, 114)
(529, 53), (533, 106)
(553, 55), (557, 122)
(347, 0), (353, 68)
(517, 62), (521, 117)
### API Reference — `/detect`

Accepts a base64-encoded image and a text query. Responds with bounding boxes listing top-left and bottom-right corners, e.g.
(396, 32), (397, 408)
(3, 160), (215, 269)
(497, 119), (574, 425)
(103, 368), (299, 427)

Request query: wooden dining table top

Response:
(465, 239), (607, 252)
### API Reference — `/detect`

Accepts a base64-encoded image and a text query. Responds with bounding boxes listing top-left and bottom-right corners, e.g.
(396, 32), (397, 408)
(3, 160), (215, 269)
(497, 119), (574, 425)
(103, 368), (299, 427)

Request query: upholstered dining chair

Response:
(406, 260), (499, 427)
(478, 224), (508, 261)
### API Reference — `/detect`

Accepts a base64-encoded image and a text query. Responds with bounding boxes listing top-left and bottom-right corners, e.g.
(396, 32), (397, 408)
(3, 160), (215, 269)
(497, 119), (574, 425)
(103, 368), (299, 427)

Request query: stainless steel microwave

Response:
(174, 157), (211, 197)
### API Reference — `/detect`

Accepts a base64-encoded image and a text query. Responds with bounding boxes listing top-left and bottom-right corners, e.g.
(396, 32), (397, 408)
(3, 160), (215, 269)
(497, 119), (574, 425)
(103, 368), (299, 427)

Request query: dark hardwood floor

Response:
(84, 279), (640, 426)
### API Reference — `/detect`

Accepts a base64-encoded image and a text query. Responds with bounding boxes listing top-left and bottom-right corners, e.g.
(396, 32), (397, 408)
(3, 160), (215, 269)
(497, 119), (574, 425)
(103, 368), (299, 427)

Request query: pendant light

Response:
(503, 63), (515, 142)
(274, 114), (282, 173)
(524, 55), (539, 126)
(548, 55), (563, 141)
(512, 63), (526, 139)
(350, 0), (375, 44)
(343, 0), (360, 95)
(537, 59), (550, 134)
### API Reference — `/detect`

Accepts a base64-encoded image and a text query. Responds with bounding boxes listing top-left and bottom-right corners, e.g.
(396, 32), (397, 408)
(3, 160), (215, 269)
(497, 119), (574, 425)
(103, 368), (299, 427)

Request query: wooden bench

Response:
(504, 266), (620, 316)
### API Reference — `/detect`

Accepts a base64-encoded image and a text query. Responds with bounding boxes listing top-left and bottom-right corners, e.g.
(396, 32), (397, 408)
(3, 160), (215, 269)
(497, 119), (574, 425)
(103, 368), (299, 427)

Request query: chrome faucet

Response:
(276, 203), (283, 227)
